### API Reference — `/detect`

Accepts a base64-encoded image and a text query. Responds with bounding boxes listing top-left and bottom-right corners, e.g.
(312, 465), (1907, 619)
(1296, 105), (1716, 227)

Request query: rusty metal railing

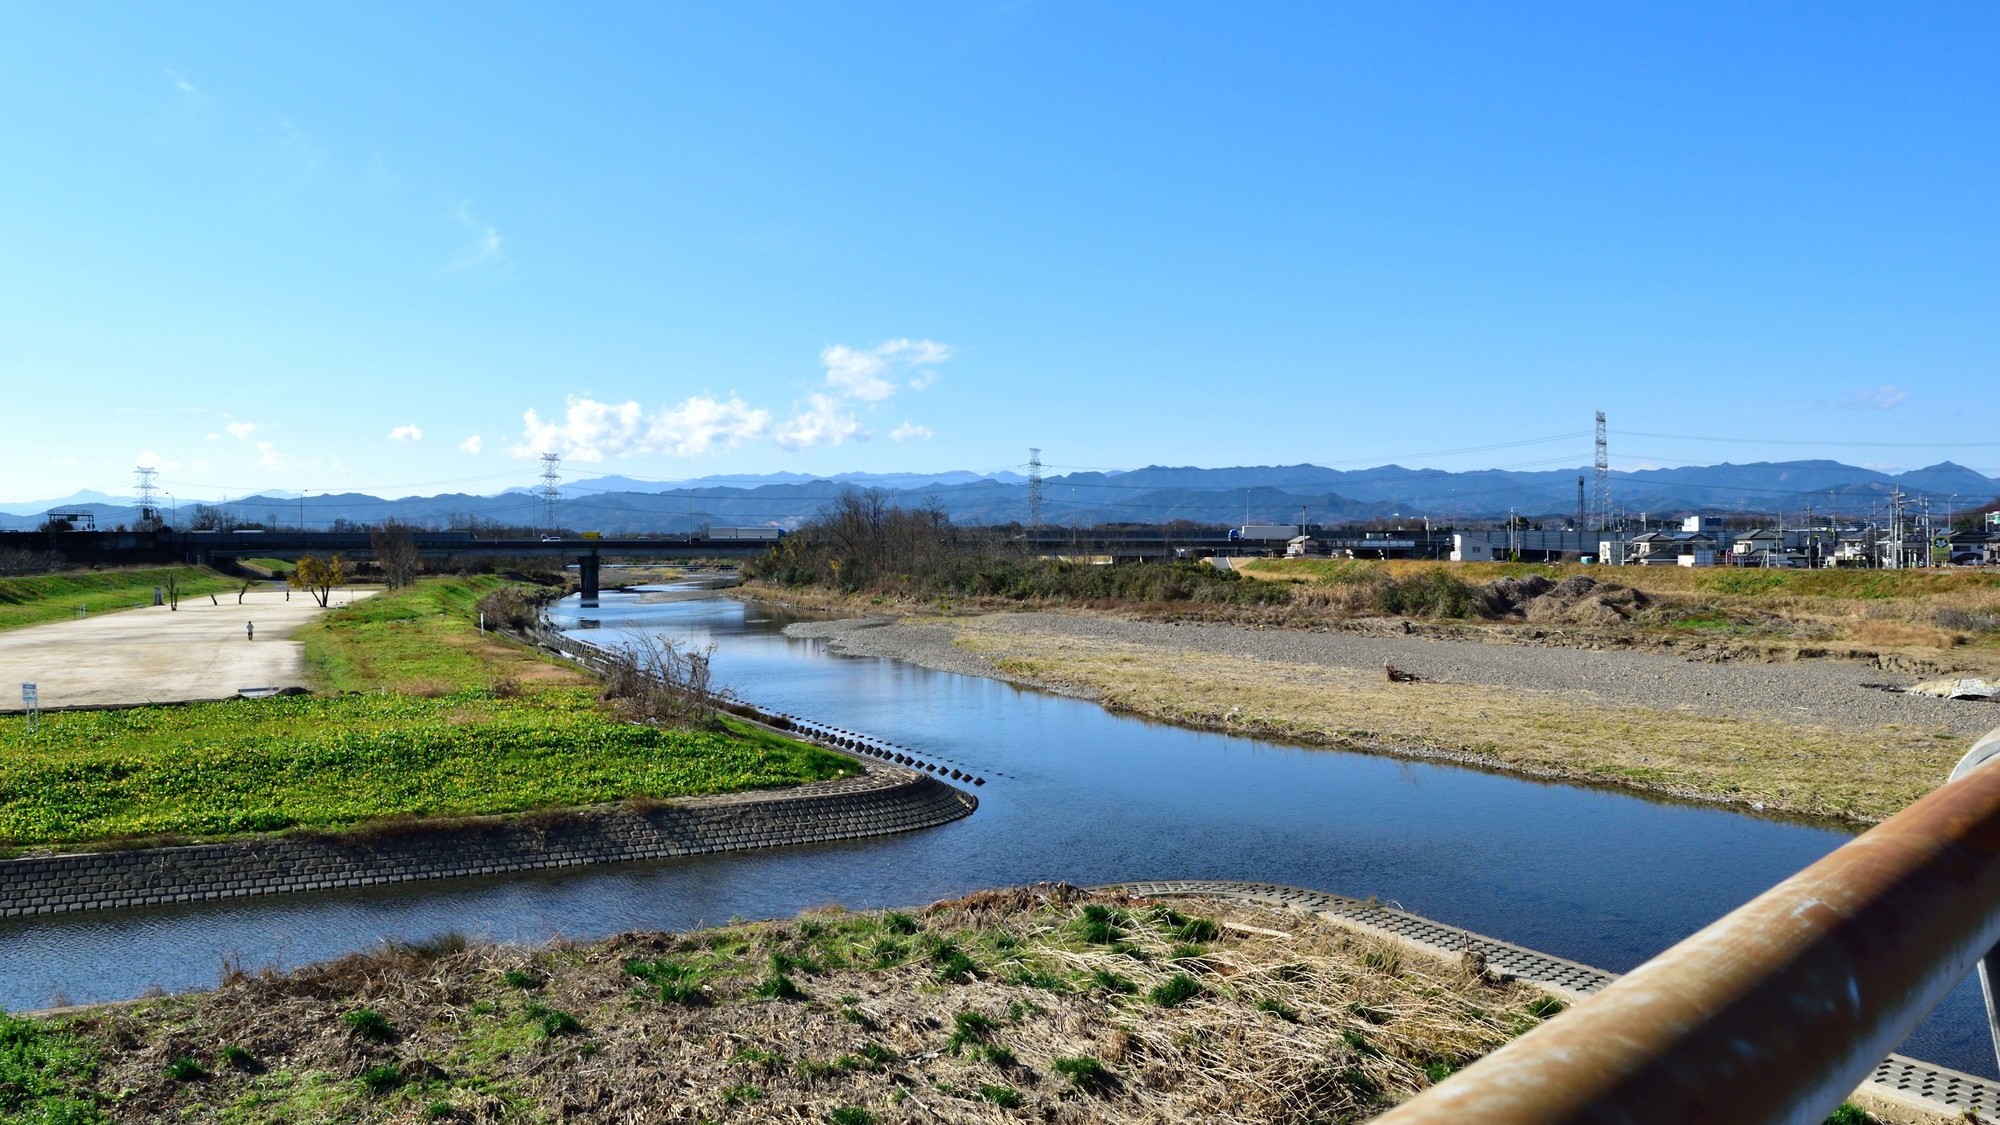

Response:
(1373, 723), (2000, 1125)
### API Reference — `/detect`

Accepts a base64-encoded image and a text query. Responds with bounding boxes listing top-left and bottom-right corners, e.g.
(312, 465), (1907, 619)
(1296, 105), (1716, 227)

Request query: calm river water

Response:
(2, 585), (1991, 1076)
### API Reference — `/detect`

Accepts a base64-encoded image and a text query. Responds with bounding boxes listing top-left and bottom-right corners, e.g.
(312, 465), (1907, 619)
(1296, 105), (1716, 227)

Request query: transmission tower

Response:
(539, 453), (562, 536)
(1026, 448), (1044, 532)
(133, 465), (160, 528)
(1591, 411), (1611, 532)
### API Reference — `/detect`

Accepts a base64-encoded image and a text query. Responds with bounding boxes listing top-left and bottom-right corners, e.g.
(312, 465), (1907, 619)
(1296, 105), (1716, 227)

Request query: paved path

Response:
(0, 586), (373, 710)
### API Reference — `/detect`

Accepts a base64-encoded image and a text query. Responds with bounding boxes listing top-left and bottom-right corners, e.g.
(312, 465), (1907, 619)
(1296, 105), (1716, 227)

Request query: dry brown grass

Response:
(948, 619), (1969, 823)
(37, 887), (1558, 1123)
(1239, 560), (2000, 671)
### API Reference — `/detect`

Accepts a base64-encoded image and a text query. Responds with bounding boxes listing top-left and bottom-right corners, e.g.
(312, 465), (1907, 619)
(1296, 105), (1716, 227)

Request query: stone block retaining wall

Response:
(0, 768), (974, 919)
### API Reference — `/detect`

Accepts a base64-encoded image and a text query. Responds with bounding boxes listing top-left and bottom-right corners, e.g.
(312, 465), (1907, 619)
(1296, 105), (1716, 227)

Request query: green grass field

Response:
(0, 577), (858, 850)
(0, 566), (237, 632)
(0, 691), (851, 847)
(300, 574), (520, 694)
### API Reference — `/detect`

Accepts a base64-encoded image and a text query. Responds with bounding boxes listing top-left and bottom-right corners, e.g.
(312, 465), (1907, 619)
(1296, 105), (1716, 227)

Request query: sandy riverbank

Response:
(781, 609), (2000, 823)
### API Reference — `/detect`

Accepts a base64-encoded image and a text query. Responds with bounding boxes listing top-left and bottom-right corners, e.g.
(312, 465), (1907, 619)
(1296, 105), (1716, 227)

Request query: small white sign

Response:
(21, 683), (36, 705)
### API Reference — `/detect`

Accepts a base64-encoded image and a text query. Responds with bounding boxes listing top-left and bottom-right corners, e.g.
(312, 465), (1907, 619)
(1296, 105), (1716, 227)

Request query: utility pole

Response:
(1026, 448), (1043, 533)
(540, 453), (562, 536)
(1576, 475), (1586, 530)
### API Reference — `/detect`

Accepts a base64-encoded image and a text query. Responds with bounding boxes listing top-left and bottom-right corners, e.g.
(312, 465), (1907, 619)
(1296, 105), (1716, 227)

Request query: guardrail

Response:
(1374, 723), (2000, 1123)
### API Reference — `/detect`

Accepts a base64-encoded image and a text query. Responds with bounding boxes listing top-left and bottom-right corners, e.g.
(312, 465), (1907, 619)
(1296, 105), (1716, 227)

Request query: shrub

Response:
(1052, 1054), (1110, 1092)
(1091, 968), (1137, 995)
(946, 1011), (997, 1054)
(357, 1064), (404, 1095)
(755, 973), (806, 1001)
(165, 1056), (208, 1082)
(1148, 973), (1203, 1008)
(1936, 607), (2000, 632)
(625, 958), (708, 1005)
(981, 1084), (1023, 1108)
(827, 1108), (875, 1125)
(526, 1002), (583, 1038)
(340, 1008), (395, 1042)
(502, 969), (543, 991)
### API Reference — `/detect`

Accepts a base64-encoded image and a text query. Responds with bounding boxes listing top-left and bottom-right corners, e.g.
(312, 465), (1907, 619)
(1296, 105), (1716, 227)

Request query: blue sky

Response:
(3, 3), (1997, 503)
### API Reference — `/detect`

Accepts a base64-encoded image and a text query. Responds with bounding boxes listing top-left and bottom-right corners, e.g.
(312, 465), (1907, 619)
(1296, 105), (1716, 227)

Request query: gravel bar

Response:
(785, 611), (2000, 739)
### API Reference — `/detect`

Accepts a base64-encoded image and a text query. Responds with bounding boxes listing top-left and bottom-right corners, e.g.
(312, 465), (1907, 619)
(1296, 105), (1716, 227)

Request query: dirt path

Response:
(0, 586), (373, 710)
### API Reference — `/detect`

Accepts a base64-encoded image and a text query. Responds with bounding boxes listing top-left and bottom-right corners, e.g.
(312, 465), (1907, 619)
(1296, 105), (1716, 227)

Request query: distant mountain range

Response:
(3, 460), (1993, 533)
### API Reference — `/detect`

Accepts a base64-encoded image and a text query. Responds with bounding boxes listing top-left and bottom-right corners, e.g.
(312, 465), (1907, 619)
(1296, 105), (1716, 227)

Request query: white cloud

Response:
(50, 456), (77, 467)
(446, 201), (504, 271)
(460, 435), (484, 454)
(189, 458), (211, 473)
(255, 440), (283, 468)
(818, 338), (952, 402)
(389, 424), (424, 442)
(775, 393), (865, 451)
(512, 394), (771, 461)
(205, 432), (221, 441)
(225, 421), (257, 439)
(163, 68), (207, 106)
(1842, 386), (1907, 411)
(889, 421), (933, 442)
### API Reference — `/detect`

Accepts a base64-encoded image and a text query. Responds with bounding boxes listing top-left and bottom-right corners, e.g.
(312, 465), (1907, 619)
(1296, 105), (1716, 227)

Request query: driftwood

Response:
(1384, 660), (1422, 684)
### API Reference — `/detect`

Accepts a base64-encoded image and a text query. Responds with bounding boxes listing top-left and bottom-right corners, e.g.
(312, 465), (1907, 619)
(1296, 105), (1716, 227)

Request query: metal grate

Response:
(1104, 879), (2000, 1117)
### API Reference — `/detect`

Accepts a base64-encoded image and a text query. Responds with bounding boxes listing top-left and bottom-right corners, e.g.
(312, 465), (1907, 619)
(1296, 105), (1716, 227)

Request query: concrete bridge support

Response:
(577, 552), (600, 602)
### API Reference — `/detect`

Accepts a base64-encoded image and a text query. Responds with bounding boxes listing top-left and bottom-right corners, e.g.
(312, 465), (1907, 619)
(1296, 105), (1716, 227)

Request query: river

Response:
(2, 584), (1991, 1076)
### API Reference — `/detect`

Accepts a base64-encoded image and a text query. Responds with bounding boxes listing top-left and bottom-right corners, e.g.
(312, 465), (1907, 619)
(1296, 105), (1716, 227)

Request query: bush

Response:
(1052, 1054), (1110, 1091)
(1148, 973), (1203, 1008)
(164, 1056), (208, 1082)
(474, 586), (544, 632)
(340, 1008), (395, 1042)
(599, 633), (731, 726)
(1377, 570), (1478, 618)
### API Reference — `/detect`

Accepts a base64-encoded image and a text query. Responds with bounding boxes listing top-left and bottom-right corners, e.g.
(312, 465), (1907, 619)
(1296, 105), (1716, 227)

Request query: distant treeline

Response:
(745, 493), (1287, 605)
(746, 492), (1517, 616)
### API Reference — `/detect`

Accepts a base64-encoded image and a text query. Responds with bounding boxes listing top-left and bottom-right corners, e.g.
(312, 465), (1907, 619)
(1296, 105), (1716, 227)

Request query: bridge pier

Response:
(577, 552), (599, 603)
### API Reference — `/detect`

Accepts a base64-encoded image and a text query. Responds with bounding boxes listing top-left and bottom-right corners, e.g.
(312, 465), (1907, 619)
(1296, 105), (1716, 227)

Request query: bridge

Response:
(2, 528), (1292, 599)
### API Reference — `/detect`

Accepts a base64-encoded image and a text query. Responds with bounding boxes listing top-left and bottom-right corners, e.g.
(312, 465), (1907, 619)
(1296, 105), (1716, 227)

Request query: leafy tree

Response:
(290, 554), (346, 607)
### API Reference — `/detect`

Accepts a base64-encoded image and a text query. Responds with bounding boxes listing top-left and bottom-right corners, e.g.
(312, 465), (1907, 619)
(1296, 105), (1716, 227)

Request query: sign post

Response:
(21, 683), (38, 735)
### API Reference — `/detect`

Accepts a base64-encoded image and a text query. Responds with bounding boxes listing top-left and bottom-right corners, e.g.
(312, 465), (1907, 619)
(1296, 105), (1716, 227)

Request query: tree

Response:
(370, 520), (421, 588)
(290, 554), (345, 608)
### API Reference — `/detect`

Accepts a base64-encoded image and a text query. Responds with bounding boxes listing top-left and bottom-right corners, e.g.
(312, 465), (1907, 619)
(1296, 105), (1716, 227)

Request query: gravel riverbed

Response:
(786, 611), (2000, 739)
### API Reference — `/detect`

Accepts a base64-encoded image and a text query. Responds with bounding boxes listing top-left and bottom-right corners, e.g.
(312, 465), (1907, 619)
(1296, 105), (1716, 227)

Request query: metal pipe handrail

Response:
(1373, 723), (2000, 1125)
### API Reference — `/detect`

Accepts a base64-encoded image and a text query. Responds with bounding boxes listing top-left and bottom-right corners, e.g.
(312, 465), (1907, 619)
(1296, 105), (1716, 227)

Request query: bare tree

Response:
(599, 633), (731, 726)
(371, 520), (422, 588)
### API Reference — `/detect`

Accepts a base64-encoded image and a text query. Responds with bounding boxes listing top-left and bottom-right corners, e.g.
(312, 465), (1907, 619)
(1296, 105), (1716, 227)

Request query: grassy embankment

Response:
(944, 615), (1966, 824)
(0, 888), (1587, 1125)
(236, 557), (295, 579)
(1243, 558), (2000, 665)
(0, 567), (238, 632)
(0, 577), (857, 852)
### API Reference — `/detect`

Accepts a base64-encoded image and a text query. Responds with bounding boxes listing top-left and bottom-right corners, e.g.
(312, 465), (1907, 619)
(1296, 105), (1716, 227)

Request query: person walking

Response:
(246, 621), (254, 641)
